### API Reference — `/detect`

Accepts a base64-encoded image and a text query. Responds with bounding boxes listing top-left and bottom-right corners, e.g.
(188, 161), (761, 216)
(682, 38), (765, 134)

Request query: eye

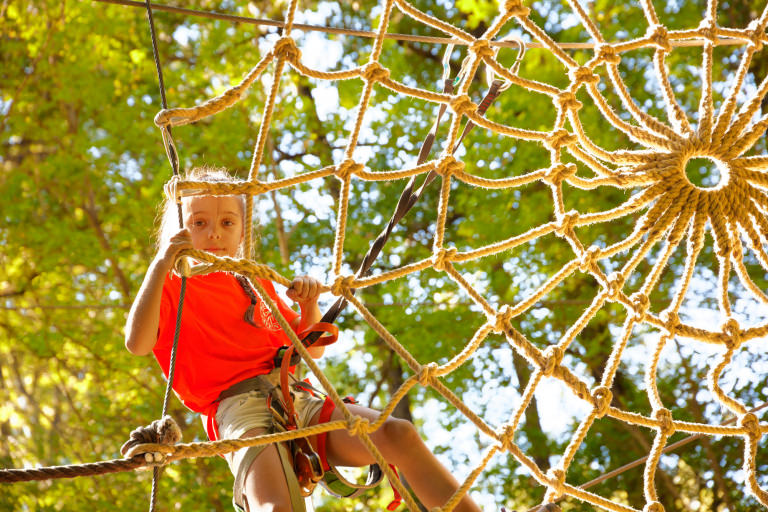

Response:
(193, 219), (206, 227)
(223, 219), (235, 227)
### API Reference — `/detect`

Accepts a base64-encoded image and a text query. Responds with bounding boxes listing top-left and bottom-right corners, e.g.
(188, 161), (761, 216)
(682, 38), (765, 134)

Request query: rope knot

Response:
(740, 412), (761, 440)
(418, 362), (439, 386)
(346, 415), (370, 437)
(721, 317), (742, 350)
(545, 129), (577, 151)
(503, 0), (531, 17)
(542, 345), (564, 377)
(436, 155), (465, 177)
(630, 292), (650, 320)
(449, 94), (478, 117)
(697, 18), (718, 43)
(605, 272), (624, 301)
(497, 423), (516, 452)
(654, 407), (675, 437)
(432, 246), (457, 272)
(644, 502), (665, 512)
(579, 245), (601, 273)
(659, 309), (680, 334)
(361, 61), (390, 83)
(491, 305), (513, 334)
(336, 158), (362, 180)
(274, 36), (301, 62)
(546, 467), (566, 499)
(747, 20), (765, 51)
(595, 44), (621, 65)
(591, 386), (612, 418)
(470, 39), (495, 59)
(646, 24), (671, 52)
(120, 415), (181, 464)
(554, 210), (579, 237)
(331, 275), (355, 296)
(568, 66), (600, 86)
(555, 91), (583, 112)
(543, 163), (577, 186)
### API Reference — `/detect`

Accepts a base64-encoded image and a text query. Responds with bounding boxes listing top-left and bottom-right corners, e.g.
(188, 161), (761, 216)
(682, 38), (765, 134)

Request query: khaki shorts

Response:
(215, 374), (325, 510)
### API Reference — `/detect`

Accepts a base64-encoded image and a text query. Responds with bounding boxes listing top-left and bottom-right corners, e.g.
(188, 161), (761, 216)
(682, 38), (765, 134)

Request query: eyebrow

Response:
(191, 210), (240, 216)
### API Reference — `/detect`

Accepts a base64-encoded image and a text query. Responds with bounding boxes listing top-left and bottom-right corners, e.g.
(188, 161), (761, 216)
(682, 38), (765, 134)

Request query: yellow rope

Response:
(142, 1), (768, 511)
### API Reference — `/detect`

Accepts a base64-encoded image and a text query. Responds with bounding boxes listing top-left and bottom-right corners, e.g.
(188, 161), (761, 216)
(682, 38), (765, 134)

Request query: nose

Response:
(207, 225), (221, 239)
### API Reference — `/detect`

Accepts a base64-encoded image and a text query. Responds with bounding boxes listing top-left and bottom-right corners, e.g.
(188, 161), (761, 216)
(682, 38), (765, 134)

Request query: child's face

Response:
(181, 195), (244, 258)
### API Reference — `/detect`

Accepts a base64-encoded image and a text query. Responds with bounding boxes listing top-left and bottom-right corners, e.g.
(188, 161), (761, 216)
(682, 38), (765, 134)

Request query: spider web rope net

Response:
(150, 0), (768, 510)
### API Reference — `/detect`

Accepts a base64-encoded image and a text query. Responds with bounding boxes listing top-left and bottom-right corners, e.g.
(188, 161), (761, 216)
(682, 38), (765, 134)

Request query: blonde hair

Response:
(155, 166), (247, 257)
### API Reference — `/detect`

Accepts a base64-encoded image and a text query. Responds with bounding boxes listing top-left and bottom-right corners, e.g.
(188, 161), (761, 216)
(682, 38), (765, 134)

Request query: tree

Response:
(2, 1), (766, 511)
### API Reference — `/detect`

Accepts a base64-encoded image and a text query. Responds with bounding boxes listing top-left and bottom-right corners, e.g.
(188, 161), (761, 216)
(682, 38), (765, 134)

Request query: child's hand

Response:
(286, 275), (321, 306)
(157, 228), (193, 269)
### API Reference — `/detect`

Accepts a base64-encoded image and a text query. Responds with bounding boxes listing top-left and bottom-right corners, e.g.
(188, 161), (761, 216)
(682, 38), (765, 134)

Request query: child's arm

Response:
(287, 276), (325, 358)
(125, 228), (192, 356)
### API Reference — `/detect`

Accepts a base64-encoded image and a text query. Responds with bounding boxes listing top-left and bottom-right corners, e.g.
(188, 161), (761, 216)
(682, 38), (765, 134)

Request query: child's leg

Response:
(239, 427), (293, 512)
(310, 404), (481, 512)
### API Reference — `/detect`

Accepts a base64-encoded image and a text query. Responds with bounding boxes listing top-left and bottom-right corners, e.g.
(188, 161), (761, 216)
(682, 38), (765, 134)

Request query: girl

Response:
(125, 167), (481, 512)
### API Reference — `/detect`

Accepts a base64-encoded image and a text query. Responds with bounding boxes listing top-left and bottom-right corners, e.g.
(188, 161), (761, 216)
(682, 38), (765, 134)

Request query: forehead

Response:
(182, 195), (243, 215)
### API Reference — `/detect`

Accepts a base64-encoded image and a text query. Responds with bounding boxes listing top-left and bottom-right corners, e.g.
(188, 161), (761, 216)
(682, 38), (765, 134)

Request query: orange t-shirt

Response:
(153, 272), (299, 439)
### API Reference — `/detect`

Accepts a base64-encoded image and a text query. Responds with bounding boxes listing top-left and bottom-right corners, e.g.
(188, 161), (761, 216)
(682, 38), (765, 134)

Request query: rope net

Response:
(142, 1), (768, 511)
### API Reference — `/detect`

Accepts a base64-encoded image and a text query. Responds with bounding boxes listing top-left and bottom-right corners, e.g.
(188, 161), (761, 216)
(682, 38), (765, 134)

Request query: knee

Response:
(378, 416), (421, 450)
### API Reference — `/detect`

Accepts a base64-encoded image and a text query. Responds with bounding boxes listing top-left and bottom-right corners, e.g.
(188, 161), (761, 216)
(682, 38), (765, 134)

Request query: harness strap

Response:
(275, 441), (307, 512)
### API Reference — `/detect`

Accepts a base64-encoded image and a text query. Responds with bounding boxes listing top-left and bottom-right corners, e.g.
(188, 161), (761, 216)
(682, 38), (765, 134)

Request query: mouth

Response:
(205, 248), (225, 253)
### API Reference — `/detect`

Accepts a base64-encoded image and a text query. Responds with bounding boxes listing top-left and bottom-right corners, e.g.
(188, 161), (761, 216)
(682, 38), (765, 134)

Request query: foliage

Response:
(1, 1), (767, 511)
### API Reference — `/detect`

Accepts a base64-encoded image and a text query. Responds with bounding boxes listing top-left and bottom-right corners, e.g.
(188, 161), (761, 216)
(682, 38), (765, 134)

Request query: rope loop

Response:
(273, 36), (301, 62)
(659, 309), (680, 334)
(579, 245), (601, 273)
(643, 502), (665, 512)
(739, 412), (761, 440)
(497, 423), (516, 452)
(554, 210), (579, 237)
(546, 467), (567, 499)
(432, 246), (457, 272)
(555, 91), (583, 113)
(746, 20), (765, 51)
(503, 0), (531, 17)
(361, 61), (391, 83)
(591, 386), (612, 418)
(542, 345), (564, 377)
(543, 163), (577, 186)
(605, 272), (624, 301)
(595, 43), (621, 65)
(629, 292), (650, 321)
(418, 362), (439, 386)
(697, 17), (718, 43)
(470, 38), (495, 59)
(646, 24), (672, 53)
(545, 129), (577, 151)
(331, 275), (355, 296)
(568, 66), (600, 87)
(336, 158), (363, 181)
(436, 155), (465, 177)
(653, 407), (675, 437)
(346, 415), (370, 437)
(721, 317), (742, 350)
(449, 94), (478, 117)
(490, 304), (513, 334)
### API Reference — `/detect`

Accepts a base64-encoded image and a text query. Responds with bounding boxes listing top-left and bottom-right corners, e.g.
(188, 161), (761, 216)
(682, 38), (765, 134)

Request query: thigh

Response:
(241, 428), (293, 511)
(311, 403), (384, 468)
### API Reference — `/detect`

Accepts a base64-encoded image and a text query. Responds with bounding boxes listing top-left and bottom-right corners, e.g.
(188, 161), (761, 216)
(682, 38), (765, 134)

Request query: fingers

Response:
(288, 276), (321, 304)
